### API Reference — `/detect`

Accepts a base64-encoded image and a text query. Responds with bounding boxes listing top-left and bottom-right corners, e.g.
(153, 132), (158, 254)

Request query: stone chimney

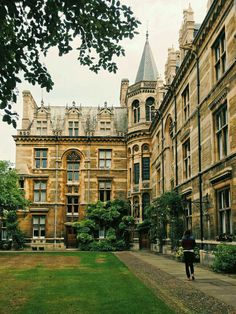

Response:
(21, 90), (38, 129)
(119, 79), (129, 107)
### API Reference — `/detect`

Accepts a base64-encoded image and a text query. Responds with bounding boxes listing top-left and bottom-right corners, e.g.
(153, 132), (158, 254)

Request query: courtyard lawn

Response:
(0, 252), (174, 314)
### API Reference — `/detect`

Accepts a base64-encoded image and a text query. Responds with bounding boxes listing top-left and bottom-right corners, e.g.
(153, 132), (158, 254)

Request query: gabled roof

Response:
(135, 32), (158, 83)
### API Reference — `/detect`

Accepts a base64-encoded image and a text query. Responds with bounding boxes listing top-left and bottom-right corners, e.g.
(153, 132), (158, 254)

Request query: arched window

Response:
(132, 100), (140, 123)
(67, 151), (80, 182)
(145, 97), (155, 121)
(142, 193), (150, 220)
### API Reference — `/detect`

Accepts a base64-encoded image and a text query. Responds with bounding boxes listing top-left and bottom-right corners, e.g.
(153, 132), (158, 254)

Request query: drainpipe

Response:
(87, 136), (91, 204)
(196, 56), (204, 249)
(54, 137), (59, 248)
(174, 94), (178, 189)
(161, 117), (165, 193)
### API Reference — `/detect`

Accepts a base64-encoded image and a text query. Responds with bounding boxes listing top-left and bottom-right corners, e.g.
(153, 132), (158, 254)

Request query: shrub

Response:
(90, 240), (115, 252)
(212, 244), (236, 273)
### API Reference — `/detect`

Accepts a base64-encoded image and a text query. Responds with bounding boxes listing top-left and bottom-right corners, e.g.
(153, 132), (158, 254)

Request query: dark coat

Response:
(181, 235), (196, 250)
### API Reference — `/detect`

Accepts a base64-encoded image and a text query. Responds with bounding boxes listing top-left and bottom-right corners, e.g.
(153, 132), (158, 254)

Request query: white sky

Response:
(0, 0), (207, 163)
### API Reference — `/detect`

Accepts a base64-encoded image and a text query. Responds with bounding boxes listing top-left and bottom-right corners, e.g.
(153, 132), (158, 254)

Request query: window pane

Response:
(34, 191), (39, 202)
(99, 182), (105, 189)
(40, 216), (45, 224)
(41, 182), (46, 189)
(41, 191), (46, 202)
(41, 229), (45, 237)
(99, 151), (105, 158)
(42, 160), (47, 168)
(99, 160), (105, 168)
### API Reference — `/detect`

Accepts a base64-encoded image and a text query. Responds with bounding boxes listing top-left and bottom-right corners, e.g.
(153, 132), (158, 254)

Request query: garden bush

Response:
(212, 244), (236, 273)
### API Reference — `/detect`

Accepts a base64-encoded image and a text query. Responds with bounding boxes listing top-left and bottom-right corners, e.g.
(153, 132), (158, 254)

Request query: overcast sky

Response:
(0, 0), (207, 163)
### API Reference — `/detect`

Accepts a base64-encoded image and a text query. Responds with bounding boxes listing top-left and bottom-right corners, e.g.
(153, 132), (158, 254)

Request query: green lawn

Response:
(0, 252), (174, 314)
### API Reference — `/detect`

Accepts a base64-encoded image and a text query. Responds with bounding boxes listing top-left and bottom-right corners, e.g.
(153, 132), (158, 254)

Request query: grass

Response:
(0, 252), (174, 314)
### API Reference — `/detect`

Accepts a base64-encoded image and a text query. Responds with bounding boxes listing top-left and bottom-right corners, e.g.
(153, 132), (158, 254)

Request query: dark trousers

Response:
(184, 251), (195, 278)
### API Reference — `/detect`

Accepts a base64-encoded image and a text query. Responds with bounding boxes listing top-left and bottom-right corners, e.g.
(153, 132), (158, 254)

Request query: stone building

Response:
(11, 0), (235, 249)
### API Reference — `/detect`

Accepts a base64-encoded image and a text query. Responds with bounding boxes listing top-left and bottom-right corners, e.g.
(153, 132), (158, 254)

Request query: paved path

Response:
(133, 251), (236, 308)
(116, 251), (236, 313)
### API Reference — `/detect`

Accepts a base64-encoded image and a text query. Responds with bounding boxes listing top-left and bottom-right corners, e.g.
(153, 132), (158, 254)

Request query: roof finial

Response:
(146, 20), (149, 41)
(41, 88), (44, 107)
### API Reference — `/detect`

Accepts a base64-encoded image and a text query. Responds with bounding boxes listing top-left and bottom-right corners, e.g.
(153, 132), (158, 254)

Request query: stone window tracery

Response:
(145, 97), (155, 121)
(132, 100), (140, 123)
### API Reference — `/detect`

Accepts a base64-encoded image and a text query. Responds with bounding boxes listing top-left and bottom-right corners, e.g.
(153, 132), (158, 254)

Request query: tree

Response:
(0, 161), (29, 212)
(0, 1), (140, 127)
(0, 160), (29, 249)
(74, 199), (134, 251)
(141, 191), (184, 250)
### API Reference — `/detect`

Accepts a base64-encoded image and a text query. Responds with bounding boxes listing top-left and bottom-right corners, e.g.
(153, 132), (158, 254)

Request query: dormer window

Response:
(132, 100), (140, 123)
(68, 121), (79, 136)
(36, 121), (47, 135)
(100, 121), (111, 133)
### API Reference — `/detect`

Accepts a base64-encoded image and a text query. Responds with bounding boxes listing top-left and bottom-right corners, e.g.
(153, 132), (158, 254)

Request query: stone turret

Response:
(179, 4), (195, 62)
(165, 47), (180, 85)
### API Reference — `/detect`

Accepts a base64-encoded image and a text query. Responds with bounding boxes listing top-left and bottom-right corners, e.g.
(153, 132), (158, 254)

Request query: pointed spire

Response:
(135, 33), (158, 83)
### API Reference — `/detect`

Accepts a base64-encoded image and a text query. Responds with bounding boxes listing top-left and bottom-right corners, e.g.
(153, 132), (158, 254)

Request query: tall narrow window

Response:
(99, 150), (111, 169)
(156, 168), (161, 196)
(183, 140), (191, 179)
(67, 196), (79, 215)
(35, 149), (47, 168)
(68, 121), (79, 136)
(132, 100), (140, 123)
(33, 216), (46, 238)
(217, 188), (231, 234)
(67, 151), (80, 182)
(145, 97), (155, 121)
(34, 181), (46, 202)
(156, 131), (160, 154)
(142, 193), (150, 220)
(134, 163), (140, 184)
(215, 105), (228, 160)
(36, 121), (47, 135)
(184, 199), (192, 230)
(213, 30), (226, 81)
(142, 157), (150, 180)
(99, 181), (111, 201)
(182, 85), (190, 121)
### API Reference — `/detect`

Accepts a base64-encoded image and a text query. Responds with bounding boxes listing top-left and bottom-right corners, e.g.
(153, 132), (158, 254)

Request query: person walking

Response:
(181, 229), (196, 281)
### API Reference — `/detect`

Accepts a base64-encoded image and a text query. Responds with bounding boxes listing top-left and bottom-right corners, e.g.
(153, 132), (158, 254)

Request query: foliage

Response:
(143, 191), (184, 250)
(212, 244), (236, 273)
(0, 1), (140, 126)
(0, 161), (28, 249)
(175, 246), (200, 263)
(4, 210), (25, 250)
(0, 161), (29, 212)
(74, 199), (134, 251)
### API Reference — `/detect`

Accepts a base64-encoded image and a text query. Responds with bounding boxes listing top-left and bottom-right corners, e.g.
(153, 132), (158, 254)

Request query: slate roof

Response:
(135, 33), (158, 83)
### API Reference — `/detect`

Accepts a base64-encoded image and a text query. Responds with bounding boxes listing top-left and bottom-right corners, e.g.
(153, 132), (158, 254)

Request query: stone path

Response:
(115, 251), (236, 314)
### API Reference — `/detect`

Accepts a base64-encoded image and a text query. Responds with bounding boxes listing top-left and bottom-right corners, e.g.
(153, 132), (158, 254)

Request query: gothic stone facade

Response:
(13, 0), (236, 248)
